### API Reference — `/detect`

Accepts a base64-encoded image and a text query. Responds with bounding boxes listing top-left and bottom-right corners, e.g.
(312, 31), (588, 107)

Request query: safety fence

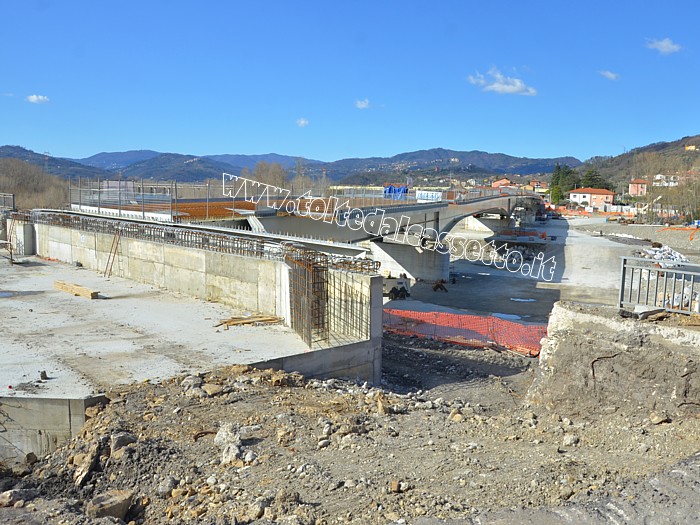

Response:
(383, 308), (547, 357)
(619, 256), (700, 315)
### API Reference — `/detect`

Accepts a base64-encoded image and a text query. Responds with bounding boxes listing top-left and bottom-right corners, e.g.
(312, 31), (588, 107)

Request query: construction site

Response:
(1, 184), (700, 524)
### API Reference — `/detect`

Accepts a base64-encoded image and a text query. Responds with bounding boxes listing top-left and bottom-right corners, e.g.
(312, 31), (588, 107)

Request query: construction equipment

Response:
(383, 276), (411, 299)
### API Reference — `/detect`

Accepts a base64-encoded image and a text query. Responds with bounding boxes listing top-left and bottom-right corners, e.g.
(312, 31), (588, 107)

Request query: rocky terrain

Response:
(1, 312), (700, 524)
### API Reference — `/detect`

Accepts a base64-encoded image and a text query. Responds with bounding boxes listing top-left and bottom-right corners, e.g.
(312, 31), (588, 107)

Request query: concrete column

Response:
(370, 241), (449, 282)
(13, 222), (37, 256)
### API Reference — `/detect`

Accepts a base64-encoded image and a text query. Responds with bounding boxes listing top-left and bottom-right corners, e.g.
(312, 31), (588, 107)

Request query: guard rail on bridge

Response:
(16, 210), (381, 275)
(619, 256), (700, 314)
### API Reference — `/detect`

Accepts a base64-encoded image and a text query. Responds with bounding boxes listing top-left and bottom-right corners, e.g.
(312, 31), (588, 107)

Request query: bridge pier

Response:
(369, 241), (450, 282)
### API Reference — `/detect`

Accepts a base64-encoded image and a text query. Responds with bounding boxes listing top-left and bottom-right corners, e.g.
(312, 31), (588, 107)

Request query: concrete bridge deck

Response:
(0, 257), (313, 399)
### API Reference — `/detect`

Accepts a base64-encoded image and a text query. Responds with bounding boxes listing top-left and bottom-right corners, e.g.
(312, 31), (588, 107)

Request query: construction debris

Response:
(678, 314), (700, 327)
(53, 280), (100, 299)
(4, 332), (700, 524)
(214, 314), (283, 328)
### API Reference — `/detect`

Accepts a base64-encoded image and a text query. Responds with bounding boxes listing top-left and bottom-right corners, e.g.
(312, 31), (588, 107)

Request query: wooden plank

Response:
(214, 315), (282, 327)
(54, 280), (100, 300)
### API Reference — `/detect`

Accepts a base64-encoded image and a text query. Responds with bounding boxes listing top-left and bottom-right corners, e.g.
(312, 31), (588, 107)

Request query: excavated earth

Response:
(1, 305), (700, 524)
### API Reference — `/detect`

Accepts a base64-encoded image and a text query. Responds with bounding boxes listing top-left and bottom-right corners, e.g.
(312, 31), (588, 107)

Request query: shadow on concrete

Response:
(403, 220), (571, 324)
(0, 290), (45, 298)
(1, 259), (48, 268)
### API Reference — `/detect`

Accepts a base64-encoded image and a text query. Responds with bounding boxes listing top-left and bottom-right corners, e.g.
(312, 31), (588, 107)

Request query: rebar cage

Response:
(286, 250), (330, 347)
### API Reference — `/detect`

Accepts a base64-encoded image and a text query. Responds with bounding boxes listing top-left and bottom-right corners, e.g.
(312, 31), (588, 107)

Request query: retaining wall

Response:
(33, 222), (290, 318)
(27, 219), (383, 383)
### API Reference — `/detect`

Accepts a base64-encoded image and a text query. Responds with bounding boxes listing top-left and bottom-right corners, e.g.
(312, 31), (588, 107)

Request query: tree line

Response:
(0, 158), (68, 210)
(549, 163), (613, 205)
(238, 160), (329, 196)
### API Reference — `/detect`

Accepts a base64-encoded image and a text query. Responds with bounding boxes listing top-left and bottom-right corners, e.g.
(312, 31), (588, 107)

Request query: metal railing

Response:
(19, 210), (381, 274)
(0, 193), (15, 211)
(619, 256), (700, 314)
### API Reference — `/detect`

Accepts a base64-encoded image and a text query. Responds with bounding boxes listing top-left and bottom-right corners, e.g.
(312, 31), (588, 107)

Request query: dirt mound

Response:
(528, 302), (700, 421)
(1, 331), (699, 524)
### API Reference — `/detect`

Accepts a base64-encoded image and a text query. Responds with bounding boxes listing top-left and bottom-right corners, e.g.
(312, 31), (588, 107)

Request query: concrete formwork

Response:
(12, 223), (36, 256)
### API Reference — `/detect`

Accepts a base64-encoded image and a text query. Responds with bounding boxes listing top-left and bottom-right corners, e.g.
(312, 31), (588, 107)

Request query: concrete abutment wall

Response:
(528, 302), (700, 420)
(34, 222), (290, 318)
(21, 217), (382, 385)
(369, 241), (450, 281)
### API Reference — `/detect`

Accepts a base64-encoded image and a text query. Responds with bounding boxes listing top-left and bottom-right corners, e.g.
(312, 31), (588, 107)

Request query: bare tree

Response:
(0, 158), (68, 210)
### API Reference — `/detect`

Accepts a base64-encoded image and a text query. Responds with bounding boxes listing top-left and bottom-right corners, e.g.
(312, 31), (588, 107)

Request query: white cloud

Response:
(468, 68), (536, 96)
(26, 94), (50, 104)
(355, 98), (370, 109)
(599, 70), (620, 81)
(296, 117), (309, 128)
(647, 37), (681, 55)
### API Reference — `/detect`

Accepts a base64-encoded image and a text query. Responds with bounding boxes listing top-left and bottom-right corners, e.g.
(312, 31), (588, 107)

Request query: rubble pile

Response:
(632, 245), (689, 265)
(1, 333), (699, 524)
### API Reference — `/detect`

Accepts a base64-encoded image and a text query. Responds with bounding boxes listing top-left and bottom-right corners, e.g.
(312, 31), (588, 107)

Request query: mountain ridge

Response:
(2, 134), (698, 185)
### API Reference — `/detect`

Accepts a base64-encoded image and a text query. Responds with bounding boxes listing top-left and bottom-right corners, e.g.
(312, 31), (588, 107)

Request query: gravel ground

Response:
(573, 222), (700, 261)
(1, 331), (699, 524)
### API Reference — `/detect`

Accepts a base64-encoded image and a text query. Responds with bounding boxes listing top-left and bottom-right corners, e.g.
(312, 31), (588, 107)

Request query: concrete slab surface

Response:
(0, 257), (309, 398)
(408, 219), (640, 322)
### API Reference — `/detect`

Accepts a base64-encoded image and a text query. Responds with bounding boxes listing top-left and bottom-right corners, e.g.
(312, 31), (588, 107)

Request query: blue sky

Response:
(2, 1), (699, 163)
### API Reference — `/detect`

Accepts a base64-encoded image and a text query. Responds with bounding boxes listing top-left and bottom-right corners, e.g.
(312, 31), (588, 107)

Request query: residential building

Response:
(567, 187), (616, 210)
(491, 178), (512, 188)
(629, 179), (650, 197)
(652, 174), (680, 187)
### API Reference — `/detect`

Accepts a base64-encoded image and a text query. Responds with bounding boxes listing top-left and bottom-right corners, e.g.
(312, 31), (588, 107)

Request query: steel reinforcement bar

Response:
(19, 210), (381, 274)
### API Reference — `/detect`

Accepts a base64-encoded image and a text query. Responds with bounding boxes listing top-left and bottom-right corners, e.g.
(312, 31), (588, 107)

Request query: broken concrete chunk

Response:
(215, 422), (242, 465)
(202, 383), (224, 396)
(562, 434), (580, 447)
(0, 489), (38, 507)
(157, 477), (178, 499)
(110, 431), (137, 455)
(86, 489), (134, 519)
(650, 411), (671, 425)
(180, 375), (203, 390)
(73, 443), (100, 487)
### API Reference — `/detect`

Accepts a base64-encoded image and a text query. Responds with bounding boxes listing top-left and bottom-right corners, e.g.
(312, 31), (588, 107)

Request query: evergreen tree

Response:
(581, 168), (606, 189)
(551, 163), (561, 187)
(550, 185), (563, 204)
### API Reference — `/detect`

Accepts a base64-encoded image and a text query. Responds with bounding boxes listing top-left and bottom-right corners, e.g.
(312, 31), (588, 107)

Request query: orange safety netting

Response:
(383, 309), (547, 357)
(656, 226), (700, 241)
